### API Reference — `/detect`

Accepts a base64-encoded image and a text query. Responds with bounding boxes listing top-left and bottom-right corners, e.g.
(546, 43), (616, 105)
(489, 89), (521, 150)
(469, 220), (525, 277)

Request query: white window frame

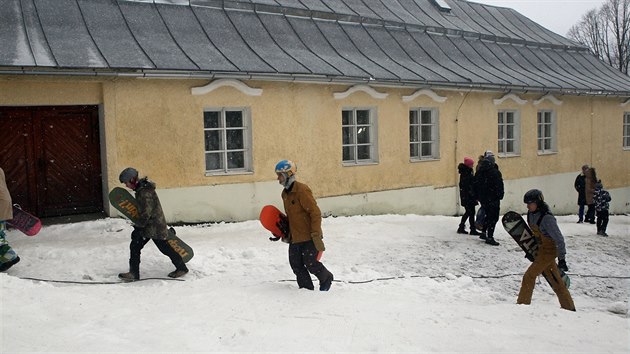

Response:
(409, 107), (440, 161)
(203, 107), (253, 175)
(342, 107), (378, 165)
(497, 110), (520, 156)
(537, 110), (557, 154)
(624, 112), (630, 150)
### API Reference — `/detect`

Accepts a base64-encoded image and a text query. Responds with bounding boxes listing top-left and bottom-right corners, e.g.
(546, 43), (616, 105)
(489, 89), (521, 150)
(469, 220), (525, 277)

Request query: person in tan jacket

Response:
(0, 167), (20, 271)
(275, 160), (333, 291)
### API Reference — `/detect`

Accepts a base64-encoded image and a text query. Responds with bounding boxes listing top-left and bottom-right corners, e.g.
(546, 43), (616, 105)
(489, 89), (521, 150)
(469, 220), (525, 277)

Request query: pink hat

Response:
(464, 157), (474, 168)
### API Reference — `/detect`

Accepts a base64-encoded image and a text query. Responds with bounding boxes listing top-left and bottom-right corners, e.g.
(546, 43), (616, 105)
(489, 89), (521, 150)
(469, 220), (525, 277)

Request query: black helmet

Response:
(119, 167), (138, 183)
(523, 189), (544, 204)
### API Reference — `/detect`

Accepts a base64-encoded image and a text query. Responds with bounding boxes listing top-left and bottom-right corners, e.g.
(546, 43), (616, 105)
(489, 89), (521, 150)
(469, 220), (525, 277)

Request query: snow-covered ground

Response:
(1, 213), (628, 352)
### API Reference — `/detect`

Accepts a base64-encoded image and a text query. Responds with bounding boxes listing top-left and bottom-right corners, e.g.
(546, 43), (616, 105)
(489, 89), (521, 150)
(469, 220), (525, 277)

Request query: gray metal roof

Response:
(1, 0), (629, 95)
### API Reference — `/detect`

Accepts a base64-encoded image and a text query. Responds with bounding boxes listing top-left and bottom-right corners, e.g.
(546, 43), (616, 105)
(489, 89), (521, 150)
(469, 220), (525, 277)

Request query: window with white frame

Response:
(203, 108), (252, 174)
(537, 110), (557, 153)
(409, 108), (440, 160)
(342, 108), (378, 164)
(498, 110), (520, 155)
(624, 112), (630, 149)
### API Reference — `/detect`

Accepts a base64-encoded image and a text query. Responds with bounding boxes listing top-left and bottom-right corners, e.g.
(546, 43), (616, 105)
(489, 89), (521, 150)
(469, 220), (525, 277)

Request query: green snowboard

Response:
(109, 187), (193, 263)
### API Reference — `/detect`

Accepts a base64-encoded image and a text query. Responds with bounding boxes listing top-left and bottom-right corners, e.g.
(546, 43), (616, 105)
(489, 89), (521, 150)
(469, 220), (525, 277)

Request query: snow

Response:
(1, 213), (629, 352)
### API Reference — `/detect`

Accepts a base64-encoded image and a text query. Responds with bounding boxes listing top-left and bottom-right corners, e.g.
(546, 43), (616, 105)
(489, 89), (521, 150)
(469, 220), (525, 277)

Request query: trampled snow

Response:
(1, 213), (628, 352)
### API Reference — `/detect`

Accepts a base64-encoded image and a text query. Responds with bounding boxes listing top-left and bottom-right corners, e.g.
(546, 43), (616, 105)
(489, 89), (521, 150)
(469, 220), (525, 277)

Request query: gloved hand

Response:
(525, 253), (535, 262)
(558, 258), (568, 272)
(276, 219), (289, 238)
(269, 236), (280, 242)
(312, 233), (325, 252)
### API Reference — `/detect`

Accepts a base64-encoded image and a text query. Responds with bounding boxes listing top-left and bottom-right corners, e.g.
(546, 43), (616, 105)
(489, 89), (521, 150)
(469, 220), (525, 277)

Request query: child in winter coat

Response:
(457, 157), (479, 235)
(593, 180), (611, 236)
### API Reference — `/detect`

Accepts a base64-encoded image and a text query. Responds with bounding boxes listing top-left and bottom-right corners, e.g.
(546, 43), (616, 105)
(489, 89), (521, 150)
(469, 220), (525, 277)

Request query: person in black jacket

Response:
(473, 151), (503, 246)
(573, 165), (588, 223)
(457, 157), (480, 235)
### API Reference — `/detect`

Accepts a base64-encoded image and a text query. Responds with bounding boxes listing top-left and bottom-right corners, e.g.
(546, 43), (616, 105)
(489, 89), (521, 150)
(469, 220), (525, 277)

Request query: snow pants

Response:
(288, 240), (332, 290)
(517, 228), (575, 311)
(0, 222), (18, 268)
(480, 200), (500, 237)
(596, 210), (609, 233)
(128, 228), (187, 277)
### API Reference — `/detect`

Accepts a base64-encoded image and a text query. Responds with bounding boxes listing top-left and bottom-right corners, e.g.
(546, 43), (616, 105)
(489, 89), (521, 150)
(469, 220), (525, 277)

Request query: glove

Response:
(269, 236), (280, 242)
(524, 253), (535, 262)
(312, 233), (325, 252)
(558, 258), (568, 272)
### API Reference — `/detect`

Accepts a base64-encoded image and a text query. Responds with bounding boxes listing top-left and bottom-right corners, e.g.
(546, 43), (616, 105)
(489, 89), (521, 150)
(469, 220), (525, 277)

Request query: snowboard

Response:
(109, 187), (193, 263)
(8, 205), (42, 236)
(259, 205), (290, 242)
(502, 211), (570, 288)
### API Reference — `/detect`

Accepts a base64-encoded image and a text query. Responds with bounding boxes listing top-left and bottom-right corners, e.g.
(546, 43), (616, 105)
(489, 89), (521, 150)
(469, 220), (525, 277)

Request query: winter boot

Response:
(478, 232), (487, 240)
(485, 237), (500, 246)
(118, 272), (139, 281)
(168, 268), (189, 278)
(319, 272), (333, 291)
(469, 228), (480, 236)
(0, 256), (20, 272)
(456, 225), (468, 234)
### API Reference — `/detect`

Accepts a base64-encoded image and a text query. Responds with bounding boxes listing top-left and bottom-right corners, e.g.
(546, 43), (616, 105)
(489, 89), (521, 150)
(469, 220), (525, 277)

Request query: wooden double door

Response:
(0, 106), (103, 217)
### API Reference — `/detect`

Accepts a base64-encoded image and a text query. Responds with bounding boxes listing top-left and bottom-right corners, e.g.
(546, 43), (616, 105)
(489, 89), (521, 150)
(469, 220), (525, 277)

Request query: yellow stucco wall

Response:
(1, 76), (628, 219)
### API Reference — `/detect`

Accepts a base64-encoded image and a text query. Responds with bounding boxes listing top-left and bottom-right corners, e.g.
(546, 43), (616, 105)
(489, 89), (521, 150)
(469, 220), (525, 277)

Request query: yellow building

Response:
(1, 0), (628, 221)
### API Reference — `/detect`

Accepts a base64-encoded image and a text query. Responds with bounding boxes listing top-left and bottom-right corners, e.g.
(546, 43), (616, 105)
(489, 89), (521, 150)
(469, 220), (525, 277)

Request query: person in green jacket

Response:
(275, 160), (333, 291)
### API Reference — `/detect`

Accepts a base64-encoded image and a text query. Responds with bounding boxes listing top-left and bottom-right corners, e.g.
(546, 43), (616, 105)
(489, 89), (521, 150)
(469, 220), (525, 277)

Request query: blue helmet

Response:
(119, 167), (138, 183)
(275, 160), (296, 177)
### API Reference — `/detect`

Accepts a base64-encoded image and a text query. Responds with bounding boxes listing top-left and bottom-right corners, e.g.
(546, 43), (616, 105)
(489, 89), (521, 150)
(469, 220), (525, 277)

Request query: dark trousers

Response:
(129, 229), (187, 276)
(577, 204), (585, 222)
(585, 204), (595, 223)
(596, 210), (609, 233)
(459, 204), (476, 229)
(481, 200), (500, 238)
(288, 240), (332, 290)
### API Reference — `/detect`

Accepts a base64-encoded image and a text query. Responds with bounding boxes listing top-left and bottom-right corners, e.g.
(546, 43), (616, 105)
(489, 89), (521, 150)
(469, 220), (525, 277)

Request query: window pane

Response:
(498, 141), (504, 154)
(342, 127), (354, 144)
(205, 153), (222, 170)
(421, 125), (432, 141)
(498, 112), (504, 124)
(420, 110), (432, 124)
(409, 110), (418, 125)
(357, 126), (370, 144)
(226, 129), (243, 150)
(343, 146), (354, 161)
(506, 140), (514, 153)
(506, 112), (514, 123)
(544, 139), (551, 150)
(342, 110), (352, 125)
(409, 126), (419, 143)
(537, 139), (543, 151)
(357, 145), (371, 159)
(498, 125), (504, 140)
(204, 111), (220, 128)
(225, 111), (243, 128)
(204, 130), (221, 151)
(410, 143), (419, 157)
(506, 125), (514, 139)
(356, 110), (370, 125)
(421, 142), (432, 156)
(227, 151), (244, 169)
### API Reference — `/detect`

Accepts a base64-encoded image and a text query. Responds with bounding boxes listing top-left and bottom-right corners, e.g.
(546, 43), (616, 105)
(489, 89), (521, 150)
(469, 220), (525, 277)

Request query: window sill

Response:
(497, 154), (521, 158)
(342, 161), (379, 167)
(537, 151), (558, 156)
(205, 170), (254, 177)
(410, 157), (440, 163)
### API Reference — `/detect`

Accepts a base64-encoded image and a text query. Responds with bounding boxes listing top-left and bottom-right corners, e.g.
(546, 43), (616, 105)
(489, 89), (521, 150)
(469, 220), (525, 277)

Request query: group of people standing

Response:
(574, 165), (612, 236)
(457, 151), (504, 246)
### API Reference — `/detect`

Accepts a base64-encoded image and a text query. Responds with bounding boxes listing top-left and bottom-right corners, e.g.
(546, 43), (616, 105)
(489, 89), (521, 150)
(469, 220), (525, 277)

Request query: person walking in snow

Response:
(593, 180), (611, 236)
(275, 160), (333, 291)
(517, 189), (575, 311)
(574, 165), (588, 223)
(473, 151), (503, 246)
(0, 167), (20, 272)
(117, 167), (188, 280)
(457, 157), (479, 235)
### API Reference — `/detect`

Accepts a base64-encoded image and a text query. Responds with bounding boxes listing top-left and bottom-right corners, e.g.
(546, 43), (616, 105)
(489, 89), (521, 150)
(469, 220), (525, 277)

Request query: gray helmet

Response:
(119, 167), (138, 183)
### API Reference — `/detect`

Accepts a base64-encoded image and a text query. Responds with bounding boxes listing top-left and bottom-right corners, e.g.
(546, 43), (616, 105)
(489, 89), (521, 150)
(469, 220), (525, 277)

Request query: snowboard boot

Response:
(118, 272), (139, 281)
(456, 225), (468, 234)
(168, 268), (189, 278)
(0, 256), (20, 272)
(319, 272), (334, 291)
(485, 237), (500, 246)
(469, 228), (480, 236)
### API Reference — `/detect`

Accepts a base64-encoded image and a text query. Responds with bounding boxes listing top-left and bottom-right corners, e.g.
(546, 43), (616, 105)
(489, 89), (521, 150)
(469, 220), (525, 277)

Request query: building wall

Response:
(1, 76), (628, 222)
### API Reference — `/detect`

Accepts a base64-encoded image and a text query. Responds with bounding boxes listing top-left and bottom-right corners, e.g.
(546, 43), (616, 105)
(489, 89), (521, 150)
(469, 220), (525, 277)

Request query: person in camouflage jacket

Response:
(0, 167), (19, 272)
(593, 180), (611, 236)
(117, 167), (188, 280)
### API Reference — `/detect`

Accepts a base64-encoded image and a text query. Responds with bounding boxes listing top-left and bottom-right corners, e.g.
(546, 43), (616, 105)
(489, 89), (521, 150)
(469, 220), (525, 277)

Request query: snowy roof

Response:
(2, 0), (630, 96)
